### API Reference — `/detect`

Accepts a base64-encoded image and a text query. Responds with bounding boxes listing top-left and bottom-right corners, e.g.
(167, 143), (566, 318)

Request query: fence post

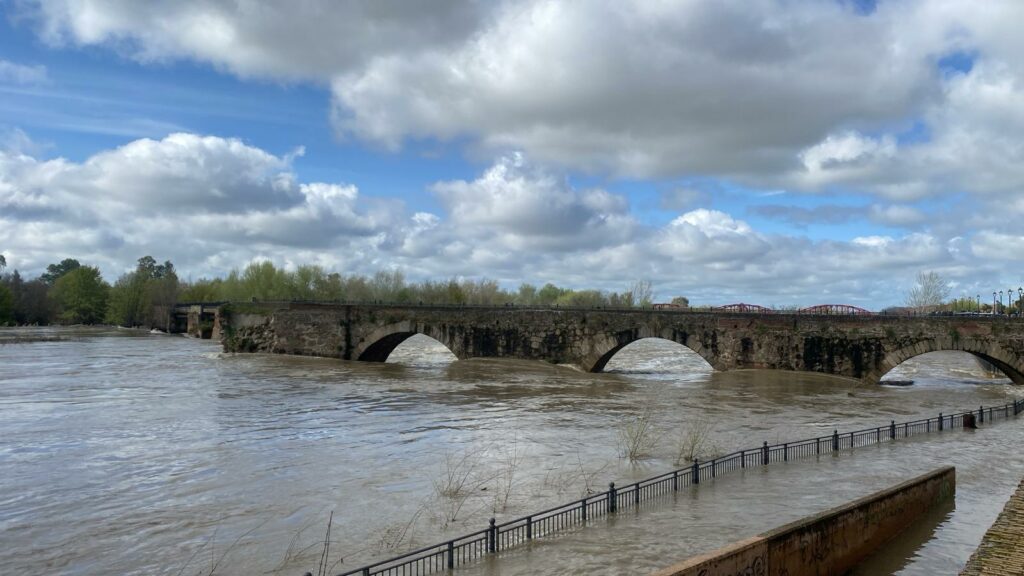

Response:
(673, 469), (679, 490)
(363, 568), (370, 576)
(447, 541), (455, 569)
(608, 482), (617, 513)
(890, 420), (896, 440)
(816, 437), (820, 455)
(783, 443), (788, 462)
(939, 412), (943, 431)
(762, 441), (769, 465)
(581, 498), (588, 521)
(741, 450), (746, 468)
(635, 482), (641, 505)
(692, 459), (700, 485)
(832, 430), (839, 452)
(488, 518), (496, 553)
(712, 458), (717, 477)
(980, 405), (984, 424)
(526, 517), (532, 540)
(876, 427), (880, 443)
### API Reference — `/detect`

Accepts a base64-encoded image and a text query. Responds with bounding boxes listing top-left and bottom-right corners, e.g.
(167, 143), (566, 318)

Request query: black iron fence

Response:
(338, 398), (1024, 576)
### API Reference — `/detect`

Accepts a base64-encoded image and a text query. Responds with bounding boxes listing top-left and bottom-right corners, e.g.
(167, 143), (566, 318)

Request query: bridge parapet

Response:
(212, 301), (1024, 385)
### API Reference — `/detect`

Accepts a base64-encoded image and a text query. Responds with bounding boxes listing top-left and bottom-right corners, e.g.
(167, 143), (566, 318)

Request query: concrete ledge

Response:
(653, 466), (956, 576)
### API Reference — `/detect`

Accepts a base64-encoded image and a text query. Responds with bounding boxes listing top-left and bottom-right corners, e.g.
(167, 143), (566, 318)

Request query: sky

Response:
(1, 0), (1022, 309)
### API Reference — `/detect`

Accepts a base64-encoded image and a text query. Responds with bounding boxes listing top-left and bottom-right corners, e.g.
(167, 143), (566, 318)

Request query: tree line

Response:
(0, 256), (669, 328)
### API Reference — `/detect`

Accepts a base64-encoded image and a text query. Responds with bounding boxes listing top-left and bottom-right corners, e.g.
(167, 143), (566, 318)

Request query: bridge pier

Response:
(172, 304), (222, 339)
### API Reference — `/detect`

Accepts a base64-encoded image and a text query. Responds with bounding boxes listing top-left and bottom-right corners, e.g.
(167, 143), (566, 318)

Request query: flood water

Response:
(1, 326), (1022, 575)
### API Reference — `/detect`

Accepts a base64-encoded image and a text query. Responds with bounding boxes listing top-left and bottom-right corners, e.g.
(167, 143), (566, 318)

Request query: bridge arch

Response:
(582, 328), (722, 373)
(867, 338), (1024, 385)
(355, 321), (461, 363)
(597, 337), (715, 375)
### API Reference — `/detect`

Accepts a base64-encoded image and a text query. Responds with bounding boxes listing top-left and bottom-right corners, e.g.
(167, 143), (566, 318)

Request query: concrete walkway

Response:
(961, 477), (1024, 575)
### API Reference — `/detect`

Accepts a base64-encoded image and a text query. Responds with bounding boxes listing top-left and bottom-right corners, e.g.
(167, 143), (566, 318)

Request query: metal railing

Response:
(337, 398), (1024, 576)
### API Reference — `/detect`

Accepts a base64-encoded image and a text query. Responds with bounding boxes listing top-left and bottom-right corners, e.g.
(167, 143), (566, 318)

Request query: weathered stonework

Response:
(216, 303), (1024, 384)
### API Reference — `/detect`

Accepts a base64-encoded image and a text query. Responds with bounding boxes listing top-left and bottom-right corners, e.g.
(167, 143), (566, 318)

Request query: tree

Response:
(627, 280), (654, 307)
(0, 283), (12, 324)
(516, 283), (538, 305)
(16, 278), (53, 324)
(41, 258), (81, 285)
(0, 254), (6, 272)
(52, 266), (109, 324)
(670, 296), (690, 308)
(536, 283), (564, 305)
(905, 271), (951, 311)
(105, 272), (148, 326)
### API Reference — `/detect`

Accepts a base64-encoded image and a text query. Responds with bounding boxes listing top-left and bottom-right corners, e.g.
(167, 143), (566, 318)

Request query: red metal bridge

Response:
(799, 304), (873, 315)
(713, 303), (873, 315)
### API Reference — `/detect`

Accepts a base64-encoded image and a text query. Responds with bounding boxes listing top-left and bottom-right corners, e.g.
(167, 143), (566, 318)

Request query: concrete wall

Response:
(215, 302), (1024, 383)
(651, 466), (956, 576)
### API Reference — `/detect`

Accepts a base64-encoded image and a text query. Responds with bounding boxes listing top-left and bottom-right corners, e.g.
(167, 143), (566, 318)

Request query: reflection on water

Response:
(0, 329), (1021, 575)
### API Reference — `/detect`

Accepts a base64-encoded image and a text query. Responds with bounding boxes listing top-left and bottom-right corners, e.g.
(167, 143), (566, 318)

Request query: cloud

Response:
(655, 210), (770, 267)
(750, 204), (864, 227)
(868, 204), (927, 227)
(797, 131), (896, 184)
(1, 132), (1017, 308)
(14, 0), (1024, 206)
(0, 133), (399, 275)
(0, 59), (48, 85)
(431, 153), (637, 251)
(17, 0), (483, 80)
(331, 0), (939, 177)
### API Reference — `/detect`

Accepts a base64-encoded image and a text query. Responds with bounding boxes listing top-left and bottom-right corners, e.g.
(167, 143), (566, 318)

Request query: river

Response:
(1, 327), (1021, 575)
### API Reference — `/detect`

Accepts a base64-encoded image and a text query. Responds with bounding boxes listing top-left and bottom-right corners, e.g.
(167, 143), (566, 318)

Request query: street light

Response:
(1010, 288), (1015, 317)
(1018, 287), (1023, 316)
(993, 292), (997, 315)
(977, 294), (981, 313)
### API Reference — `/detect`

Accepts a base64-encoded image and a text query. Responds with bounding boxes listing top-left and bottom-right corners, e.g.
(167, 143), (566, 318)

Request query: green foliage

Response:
(5, 254), (665, 325)
(106, 272), (148, 326)
(104, 256), (180, 328)
(670, 296), (690, 308)
(177, 260), (656, 309)
(41, 258), (81, 286)
(52, 266), (109, 324)
(0, 283), (13, 325)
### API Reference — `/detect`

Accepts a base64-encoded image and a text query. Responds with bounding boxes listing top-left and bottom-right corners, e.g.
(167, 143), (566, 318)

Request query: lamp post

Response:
(1010, 288), (1015, 317)
(1018, 287), (1023, 316)
(993, 292), (997, 315)
(977, 294), (981, 313)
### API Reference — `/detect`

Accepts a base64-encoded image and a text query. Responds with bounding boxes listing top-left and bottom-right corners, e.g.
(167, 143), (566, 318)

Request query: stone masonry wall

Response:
(218, 303), (1024, 384)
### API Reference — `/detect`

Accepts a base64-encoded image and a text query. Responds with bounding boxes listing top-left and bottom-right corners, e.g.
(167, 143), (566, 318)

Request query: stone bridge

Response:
(212, 302), (1024, 385)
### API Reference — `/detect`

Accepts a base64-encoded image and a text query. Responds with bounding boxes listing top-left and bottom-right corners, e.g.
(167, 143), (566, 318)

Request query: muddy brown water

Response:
(1, 327), (1021, 575)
